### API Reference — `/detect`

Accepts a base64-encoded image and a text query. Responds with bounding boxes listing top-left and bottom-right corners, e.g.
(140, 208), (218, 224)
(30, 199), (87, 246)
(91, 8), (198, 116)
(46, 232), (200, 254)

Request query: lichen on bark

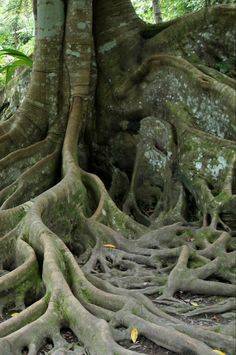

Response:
(0, 1), (235, 355)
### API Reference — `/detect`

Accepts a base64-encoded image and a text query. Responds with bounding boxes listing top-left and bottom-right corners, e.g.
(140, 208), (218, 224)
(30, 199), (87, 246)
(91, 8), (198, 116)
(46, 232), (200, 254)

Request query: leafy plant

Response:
(216, 62), (232, 74)
(0, 0), (34, 48)
(0, 48), (32, 84)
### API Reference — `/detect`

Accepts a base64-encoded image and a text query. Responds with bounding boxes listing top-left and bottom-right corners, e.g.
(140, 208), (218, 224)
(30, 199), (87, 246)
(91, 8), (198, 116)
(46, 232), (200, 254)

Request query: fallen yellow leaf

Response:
(103, 244), (116, 248)
(190, 302), (199, 307)
(213, 350), (226, 355)
(11, 313), (19, 317)
(131, 327), (139, 343)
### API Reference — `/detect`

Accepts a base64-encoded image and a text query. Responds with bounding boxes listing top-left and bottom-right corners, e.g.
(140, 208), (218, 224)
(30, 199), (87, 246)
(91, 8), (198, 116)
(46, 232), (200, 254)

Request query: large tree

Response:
(0, 1), (235, 354)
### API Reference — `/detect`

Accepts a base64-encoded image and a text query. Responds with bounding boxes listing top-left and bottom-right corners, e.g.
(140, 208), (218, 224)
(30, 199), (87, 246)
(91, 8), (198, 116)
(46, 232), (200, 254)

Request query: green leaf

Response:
(217, 62), (231, 74)
(0, 48), (33, 84)
(0, 48), (32, 66)
(0, 48), (30, 59)
(1, 58), (32, 84)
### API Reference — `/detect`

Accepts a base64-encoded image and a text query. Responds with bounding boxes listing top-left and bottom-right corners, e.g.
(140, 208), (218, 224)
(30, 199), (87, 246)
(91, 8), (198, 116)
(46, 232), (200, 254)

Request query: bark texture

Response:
(152, 0), (162, 22)
(0, 1), (235, 354)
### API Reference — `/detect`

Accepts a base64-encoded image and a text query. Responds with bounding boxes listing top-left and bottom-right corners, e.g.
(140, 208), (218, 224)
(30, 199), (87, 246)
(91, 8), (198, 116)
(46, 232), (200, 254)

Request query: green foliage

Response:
(161, 0), (236, 20)
(131, 0), (236, 23)
(216, 62), (231, 74)
(0, 0), (34, 49)
(0, 0), (34, 88)
(131, 0), (155, 23)
(0, 48), (32, 84)
(215, 61), (235, 77)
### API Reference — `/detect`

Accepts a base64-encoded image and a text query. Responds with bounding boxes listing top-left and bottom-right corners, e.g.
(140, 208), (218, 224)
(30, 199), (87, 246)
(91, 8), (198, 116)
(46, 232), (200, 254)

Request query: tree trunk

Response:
(0, 1), (235, 354)
(152, 0), (162, 23)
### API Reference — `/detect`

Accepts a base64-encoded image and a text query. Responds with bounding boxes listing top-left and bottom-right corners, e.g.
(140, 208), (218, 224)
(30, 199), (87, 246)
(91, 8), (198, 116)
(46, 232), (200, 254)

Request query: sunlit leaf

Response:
(131, 327), (139, 343)
(212, 350), (226, 355)
(103, 244), (116, 249)
(11, 312), (19, 317)
(190, 302), (199, 307)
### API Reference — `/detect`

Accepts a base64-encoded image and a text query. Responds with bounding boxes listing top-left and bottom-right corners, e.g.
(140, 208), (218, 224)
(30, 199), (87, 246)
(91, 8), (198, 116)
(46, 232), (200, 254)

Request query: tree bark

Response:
(0, 1), (235, 354)
(152, 0), (163, 23)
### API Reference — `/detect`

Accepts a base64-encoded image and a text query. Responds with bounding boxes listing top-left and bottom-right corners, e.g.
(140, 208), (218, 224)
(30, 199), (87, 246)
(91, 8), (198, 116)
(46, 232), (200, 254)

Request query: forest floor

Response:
(0, 290), (232, 355)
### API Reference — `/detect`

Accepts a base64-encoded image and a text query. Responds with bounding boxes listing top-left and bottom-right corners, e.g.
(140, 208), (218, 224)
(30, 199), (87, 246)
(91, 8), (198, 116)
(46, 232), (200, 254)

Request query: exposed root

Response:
(0, 3), (235, 355)
(1, 96), (234, 353)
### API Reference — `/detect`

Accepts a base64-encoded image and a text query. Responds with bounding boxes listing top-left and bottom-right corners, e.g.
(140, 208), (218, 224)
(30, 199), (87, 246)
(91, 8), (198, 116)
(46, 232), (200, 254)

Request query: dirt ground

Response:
(1, 290), (233, 355)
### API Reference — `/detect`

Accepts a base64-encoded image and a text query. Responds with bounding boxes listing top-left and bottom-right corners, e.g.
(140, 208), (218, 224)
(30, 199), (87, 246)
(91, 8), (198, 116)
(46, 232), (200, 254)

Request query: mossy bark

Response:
(0, 1), (235, 354)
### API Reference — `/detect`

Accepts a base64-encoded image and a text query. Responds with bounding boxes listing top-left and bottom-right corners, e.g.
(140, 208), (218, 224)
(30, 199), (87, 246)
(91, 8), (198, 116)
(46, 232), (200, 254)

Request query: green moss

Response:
(15, 262), (42, 297)
(81, 287), (93, 303)
(195, 228), (218, 243)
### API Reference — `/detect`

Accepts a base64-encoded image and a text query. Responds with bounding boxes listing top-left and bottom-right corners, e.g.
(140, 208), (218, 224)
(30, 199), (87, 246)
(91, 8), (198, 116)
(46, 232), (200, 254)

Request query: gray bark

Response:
(153, 0), (162, 23)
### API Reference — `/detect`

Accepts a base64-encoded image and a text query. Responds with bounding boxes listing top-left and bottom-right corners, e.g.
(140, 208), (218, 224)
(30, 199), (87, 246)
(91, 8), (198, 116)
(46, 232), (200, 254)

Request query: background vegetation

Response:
(0, 0), (34, 87)
(132, 0), (236, 23)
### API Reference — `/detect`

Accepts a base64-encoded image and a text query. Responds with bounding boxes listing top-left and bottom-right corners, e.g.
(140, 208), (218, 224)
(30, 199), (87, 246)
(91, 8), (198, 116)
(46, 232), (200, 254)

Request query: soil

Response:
(1, 292), (233, 355)
(35, 331), (177, 355)
(119, 337), (177, 354)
